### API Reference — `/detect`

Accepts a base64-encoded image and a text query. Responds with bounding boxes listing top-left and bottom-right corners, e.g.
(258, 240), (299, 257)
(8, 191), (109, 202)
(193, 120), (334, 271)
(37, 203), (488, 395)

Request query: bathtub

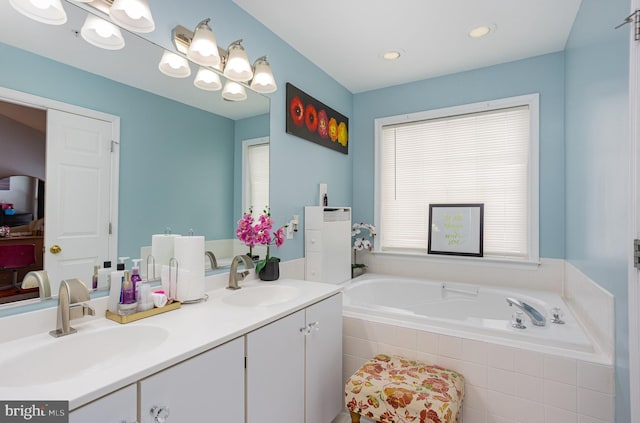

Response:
(342, 274), (602, 361)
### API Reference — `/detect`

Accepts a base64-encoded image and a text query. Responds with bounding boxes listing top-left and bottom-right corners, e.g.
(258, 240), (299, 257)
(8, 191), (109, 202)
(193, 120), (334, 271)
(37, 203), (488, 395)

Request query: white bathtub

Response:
(342, 274), (602, 360)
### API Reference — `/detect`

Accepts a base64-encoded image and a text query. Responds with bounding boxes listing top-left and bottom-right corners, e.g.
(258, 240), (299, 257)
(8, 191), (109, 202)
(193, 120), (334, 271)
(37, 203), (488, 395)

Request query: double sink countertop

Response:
(0, 276), (342, 410)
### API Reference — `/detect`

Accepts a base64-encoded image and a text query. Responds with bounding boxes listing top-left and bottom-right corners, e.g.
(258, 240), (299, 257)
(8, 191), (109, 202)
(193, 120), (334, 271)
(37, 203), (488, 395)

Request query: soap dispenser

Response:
(98, 261), (112, 289)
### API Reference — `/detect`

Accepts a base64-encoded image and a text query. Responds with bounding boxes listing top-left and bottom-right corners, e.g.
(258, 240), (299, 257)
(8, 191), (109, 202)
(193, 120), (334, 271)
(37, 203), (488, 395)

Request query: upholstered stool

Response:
(345, 354), (464, 423)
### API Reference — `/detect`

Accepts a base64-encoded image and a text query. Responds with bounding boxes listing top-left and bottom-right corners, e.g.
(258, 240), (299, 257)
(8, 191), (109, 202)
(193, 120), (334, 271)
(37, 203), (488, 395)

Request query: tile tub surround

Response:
(342, 317), (615, 423)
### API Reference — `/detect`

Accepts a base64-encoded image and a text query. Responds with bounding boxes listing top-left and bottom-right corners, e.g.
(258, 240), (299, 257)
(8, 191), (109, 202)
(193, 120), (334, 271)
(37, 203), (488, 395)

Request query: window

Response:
(242, 137), (270, 215)
(375, 94), (539, 262)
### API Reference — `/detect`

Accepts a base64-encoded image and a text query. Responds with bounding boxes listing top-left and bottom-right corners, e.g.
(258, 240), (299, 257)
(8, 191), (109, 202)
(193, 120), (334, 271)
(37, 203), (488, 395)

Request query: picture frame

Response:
(428, 203), (484, 257)
(286, 83), (349, 154)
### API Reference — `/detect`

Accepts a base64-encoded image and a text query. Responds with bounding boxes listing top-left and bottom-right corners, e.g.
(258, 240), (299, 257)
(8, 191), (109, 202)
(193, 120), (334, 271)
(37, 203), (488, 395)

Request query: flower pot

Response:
(259, 258), (280, 281)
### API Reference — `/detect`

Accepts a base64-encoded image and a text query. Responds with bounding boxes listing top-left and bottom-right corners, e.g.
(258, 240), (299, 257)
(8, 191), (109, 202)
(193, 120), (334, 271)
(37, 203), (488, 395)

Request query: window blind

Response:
(380, 105), (530, 258)
(246, 142), (270, 213)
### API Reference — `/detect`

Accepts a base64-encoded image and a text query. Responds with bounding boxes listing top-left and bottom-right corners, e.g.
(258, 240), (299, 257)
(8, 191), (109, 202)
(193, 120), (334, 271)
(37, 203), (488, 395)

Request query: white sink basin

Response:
(222, 285), (300, 307)
(0, 325), (169, 387)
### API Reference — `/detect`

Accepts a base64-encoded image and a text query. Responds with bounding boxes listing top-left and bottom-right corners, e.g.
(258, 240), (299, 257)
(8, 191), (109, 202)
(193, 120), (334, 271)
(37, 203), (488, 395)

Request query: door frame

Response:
(0, 86), (120, 278)
(629, 0), (640, 421)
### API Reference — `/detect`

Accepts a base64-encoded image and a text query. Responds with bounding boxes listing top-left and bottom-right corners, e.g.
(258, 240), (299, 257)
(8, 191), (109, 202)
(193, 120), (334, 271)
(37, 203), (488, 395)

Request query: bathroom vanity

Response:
(0, 278), (343, 423)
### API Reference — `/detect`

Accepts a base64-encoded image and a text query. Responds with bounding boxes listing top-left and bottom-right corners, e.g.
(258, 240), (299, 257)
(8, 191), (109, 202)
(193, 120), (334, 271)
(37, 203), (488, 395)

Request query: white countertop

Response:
(0, 277), (342, 410)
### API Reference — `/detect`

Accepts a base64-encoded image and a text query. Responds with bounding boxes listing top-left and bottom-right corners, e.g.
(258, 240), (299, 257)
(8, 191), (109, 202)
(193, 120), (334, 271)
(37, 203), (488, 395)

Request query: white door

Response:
(45, 109), (113, 294)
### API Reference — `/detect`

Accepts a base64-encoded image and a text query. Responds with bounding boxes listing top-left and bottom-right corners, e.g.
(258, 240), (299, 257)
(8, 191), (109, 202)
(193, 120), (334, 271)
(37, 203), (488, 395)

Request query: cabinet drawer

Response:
(305, 230), (323, 252)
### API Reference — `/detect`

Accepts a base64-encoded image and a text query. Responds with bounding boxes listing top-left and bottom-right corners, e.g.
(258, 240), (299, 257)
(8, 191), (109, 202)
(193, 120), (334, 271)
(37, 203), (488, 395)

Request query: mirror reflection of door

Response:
(0, 100), (45, 304)
(0, 99), (116, 305)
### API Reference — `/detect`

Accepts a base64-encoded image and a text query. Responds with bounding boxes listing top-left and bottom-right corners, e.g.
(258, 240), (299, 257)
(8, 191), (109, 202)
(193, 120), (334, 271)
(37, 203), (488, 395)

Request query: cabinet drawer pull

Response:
(299, 322), (320, 335)
(150, 405), (170, 423)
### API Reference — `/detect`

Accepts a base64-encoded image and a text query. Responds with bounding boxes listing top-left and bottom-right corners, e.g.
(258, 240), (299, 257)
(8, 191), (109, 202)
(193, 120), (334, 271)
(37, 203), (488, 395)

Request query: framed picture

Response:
(428, 203), (484, 257)
(286, 83), (349, 154)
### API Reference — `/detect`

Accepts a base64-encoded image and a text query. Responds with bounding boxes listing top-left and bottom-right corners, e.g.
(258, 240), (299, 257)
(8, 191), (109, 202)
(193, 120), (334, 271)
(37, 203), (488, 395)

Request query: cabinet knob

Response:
(150, 405), (170, 423)
(300, 321), (320, 335)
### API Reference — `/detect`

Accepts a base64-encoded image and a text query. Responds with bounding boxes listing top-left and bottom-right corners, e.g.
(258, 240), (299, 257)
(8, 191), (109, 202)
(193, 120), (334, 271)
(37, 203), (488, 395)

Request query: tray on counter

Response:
(105, 301), (181, 324)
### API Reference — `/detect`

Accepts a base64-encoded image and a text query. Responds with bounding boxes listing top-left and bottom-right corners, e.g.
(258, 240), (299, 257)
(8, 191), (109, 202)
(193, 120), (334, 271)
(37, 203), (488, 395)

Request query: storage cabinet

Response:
(246, 293), (343, 423)
(305, 207), (351, 284)
(139, 337), (244, 423)
(69, 384), (137, 423)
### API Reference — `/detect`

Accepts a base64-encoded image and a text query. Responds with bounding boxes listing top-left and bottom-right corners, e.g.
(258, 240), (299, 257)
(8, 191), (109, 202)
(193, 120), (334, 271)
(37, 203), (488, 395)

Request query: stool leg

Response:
(349, 411), (361, 423)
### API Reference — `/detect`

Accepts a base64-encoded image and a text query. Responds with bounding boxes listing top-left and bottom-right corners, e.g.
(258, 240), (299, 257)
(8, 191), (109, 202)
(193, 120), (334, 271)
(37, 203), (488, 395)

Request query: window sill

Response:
(372, 250), (541, 270)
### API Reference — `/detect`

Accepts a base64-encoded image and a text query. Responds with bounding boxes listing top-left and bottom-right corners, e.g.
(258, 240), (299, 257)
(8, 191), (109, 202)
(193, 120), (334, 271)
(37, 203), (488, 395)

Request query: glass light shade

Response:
(158, 51), (191, 78)
(81, 14), (125, 50)
(250, 57), (277, 93)
(223, 41), (253, 82)
(109, 0), (155, 33)
(187, 19), (220, 67)
(194, 68), (222, 91)
(221, 81), (247, 101)
(9, 0), (67, 25)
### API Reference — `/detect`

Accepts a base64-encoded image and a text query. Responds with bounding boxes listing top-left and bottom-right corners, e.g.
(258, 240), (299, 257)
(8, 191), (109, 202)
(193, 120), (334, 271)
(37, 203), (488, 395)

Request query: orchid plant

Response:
(352, 222), (376, 270)
(236, 207), (286, 275)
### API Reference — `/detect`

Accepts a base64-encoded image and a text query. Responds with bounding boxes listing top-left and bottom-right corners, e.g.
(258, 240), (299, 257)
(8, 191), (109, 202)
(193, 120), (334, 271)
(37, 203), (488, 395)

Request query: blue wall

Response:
(352, 52), (566, 259)
(565, 0), (630, 420)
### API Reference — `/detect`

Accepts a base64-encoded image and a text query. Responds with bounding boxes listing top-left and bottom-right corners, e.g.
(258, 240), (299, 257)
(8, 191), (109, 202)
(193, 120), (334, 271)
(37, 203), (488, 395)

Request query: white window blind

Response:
(379, 104), (532, 259)
(245, 142), (269, 214)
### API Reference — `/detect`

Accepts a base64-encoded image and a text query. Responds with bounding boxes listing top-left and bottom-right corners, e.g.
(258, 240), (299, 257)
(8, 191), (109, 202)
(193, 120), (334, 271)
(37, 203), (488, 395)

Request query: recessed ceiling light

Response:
(383, 51), (401, 60)
(469, 25), (494, 39)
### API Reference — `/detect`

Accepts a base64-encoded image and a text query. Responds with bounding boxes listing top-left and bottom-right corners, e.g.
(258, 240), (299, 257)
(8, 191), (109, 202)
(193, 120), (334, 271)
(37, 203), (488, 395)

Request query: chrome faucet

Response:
(50, 278), (95, 338)
(227, 255), (254, 290)
(205, 251), (218, 270)
(506, 297), (546, 327)
(21, 270), (52, 300)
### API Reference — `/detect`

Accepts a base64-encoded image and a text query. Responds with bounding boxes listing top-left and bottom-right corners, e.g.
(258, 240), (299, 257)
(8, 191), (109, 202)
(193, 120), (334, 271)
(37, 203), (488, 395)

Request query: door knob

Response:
(49, 245), (62, 254)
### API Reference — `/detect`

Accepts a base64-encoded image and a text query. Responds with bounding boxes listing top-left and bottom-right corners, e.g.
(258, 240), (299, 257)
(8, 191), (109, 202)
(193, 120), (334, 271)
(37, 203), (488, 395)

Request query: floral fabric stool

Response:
(345, 354), (464, 423)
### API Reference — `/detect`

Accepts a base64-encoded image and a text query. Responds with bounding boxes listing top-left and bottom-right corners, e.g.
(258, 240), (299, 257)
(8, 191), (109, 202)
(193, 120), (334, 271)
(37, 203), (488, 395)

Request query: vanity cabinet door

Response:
(246, 293), (343, 423)
(246, 309), (306, 423)
(69, 383), (137, 423)
(139, 337), (244, 423)
(305, 293), (343, 423)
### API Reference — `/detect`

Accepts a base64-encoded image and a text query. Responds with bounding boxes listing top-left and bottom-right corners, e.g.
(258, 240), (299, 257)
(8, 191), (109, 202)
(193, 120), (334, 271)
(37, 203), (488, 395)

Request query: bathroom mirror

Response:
(0, 0), (269, 308)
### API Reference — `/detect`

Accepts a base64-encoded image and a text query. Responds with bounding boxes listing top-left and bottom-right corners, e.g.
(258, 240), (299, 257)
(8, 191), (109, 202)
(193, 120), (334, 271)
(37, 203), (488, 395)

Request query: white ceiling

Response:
(233, 0), (583, 93)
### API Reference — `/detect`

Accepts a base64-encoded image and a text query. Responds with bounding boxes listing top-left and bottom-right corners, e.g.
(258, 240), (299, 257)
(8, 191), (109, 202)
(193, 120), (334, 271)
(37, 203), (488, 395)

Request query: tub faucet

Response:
(205, 251), (218, 270)
(506, 297), (546, 327)
(50, 278), (95, 338)
(227, 255), (254, 290)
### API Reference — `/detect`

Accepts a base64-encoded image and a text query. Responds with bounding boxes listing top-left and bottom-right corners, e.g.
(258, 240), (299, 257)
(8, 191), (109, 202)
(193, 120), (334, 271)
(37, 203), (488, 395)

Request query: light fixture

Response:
(250, 56), (277, 94)
(81, 14), (125, 50)
(222, 81), (247, 101)
(223, 40), (253, 82)
(158, 50), (191, 78)
(469, 25), (495, 39)
(9, 0), (67, 25)
(194, 67), (222, 91)
(187, 19), (220, 67)
(382, 51), (401, 60)
(109, 0), (155, 34)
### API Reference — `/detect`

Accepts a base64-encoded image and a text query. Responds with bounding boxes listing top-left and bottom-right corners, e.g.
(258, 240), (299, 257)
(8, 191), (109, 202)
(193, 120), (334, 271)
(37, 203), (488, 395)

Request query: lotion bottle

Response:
(131, 259), (142, 301)
(91, 265), (99, 290)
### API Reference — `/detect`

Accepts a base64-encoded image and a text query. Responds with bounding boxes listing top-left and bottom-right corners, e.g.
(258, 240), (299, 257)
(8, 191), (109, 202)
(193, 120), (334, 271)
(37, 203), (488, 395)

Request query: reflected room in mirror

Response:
(0, 102), (46, 304)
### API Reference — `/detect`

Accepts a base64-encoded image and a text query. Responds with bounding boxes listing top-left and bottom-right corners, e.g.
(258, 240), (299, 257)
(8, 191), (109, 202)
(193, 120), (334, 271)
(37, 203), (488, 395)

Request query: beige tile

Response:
(376, 342), (417, 360)
(513, 349), (544, 376)
(463, 383), (488, 411)
(544, 355), (577, 385)
(543, 380), (577, 412)
(516, 397), (546, 423)
(462, 405), (487, 423)
(578, 415), (610, 423)
(545, 405), (578, 423)
(462, 338), (488, 365)
(577, 388), (614, 422)
(342, 317), (374, 339)
(487, 344), (516, 371)
(487, 368), (517, 395)
(343, 335), (377, 359)
(514, 373), (544, 403)
(577, 361), (614, 394)
(438, 334), (463, 359)
(372, 322), (417, 350)
(455, 360), (488, 388)
(417, 330), (439, 354)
